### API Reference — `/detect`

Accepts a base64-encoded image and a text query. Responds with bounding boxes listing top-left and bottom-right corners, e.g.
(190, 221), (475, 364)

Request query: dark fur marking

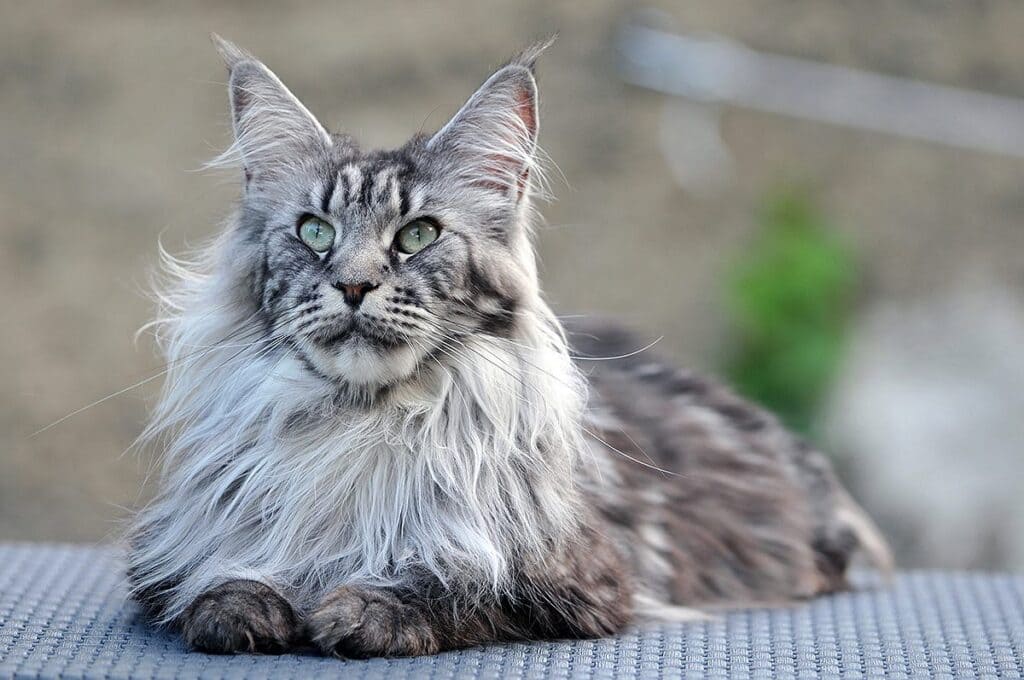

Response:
(336, 171), (349, 210)
(398, 183), (411, 216)
(713, 402), (767, 432)
(289, 340), (340, 385)
(320, 173), (336, 214)
(296, 287), (320, 306)
(298, 303), (322, 317)
(359, 161), (384, 206)
(254, 255), (272, 303)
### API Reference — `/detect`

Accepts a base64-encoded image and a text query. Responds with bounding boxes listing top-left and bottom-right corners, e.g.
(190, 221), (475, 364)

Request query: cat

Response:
(126, 35), (892, 658)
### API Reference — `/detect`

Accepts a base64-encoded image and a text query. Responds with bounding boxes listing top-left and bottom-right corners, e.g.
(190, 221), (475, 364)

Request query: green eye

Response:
(395, 219), (439, 255)
(298, 216), (335, 253)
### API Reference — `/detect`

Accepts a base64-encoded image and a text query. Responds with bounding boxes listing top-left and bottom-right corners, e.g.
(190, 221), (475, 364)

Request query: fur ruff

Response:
(128, 233), (589, 624)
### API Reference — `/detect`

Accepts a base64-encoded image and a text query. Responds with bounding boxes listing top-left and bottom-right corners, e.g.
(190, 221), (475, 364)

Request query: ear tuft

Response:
(210, 33), (251, 71)
(509, 34), (557, 74)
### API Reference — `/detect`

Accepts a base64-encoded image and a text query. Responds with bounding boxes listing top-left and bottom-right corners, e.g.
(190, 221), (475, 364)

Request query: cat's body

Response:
(576, 322), (889, 608)
(127, 37), (889, 658)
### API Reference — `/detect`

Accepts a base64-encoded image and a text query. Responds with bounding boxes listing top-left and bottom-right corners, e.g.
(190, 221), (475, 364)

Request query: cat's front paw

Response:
(181, 580), (300, 654)
(308, 585), (440, 658)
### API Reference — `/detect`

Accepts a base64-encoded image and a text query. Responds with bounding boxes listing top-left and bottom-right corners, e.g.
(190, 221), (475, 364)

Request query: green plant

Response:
(722, 190), (857, 437)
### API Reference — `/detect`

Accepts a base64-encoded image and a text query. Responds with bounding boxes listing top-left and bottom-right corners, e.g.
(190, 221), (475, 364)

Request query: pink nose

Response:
(333, 281), (378, 307)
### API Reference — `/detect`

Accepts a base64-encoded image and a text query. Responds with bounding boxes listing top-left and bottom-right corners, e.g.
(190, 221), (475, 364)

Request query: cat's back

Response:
(567, 318), (890, 605)
(568, 319), (807, 475)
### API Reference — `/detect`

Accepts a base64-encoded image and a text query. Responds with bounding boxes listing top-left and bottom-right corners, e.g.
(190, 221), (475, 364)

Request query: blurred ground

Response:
(2, 2), (1023, 565)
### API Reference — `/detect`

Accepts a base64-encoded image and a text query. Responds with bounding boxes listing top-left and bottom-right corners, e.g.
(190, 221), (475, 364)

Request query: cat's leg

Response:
(308, 527), (633, 658)
(180, 580), (301, 654)
(504, 524), (634, 641)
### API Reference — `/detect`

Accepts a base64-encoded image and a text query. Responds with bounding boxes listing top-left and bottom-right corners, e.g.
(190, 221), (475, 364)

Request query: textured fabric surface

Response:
(0, 545), (1022, 679)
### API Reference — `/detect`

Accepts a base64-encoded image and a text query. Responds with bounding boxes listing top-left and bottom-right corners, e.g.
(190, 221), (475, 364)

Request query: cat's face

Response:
(214, 38), (547, 391)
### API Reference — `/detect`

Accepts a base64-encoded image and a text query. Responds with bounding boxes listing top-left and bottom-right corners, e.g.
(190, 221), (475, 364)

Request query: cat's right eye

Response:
(297, 216), (336, 253)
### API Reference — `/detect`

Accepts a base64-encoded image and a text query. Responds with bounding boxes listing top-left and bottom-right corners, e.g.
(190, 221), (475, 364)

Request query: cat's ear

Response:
(211, 34), (331, 185)
(428, 39), (554, 202)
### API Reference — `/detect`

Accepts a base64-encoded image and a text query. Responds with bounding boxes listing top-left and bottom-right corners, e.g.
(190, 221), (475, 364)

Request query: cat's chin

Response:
(300, 336), (424, 388)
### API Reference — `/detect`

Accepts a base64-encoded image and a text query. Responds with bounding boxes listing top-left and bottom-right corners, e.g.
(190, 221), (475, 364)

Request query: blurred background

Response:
(3, 1), (1023, 570)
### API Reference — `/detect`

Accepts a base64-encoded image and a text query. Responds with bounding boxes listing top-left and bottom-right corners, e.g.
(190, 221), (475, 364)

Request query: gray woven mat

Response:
(1, 544), (1022, 679)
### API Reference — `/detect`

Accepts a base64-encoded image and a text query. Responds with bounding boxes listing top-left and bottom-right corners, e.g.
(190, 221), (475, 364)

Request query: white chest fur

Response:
(130, 345), (584, 621)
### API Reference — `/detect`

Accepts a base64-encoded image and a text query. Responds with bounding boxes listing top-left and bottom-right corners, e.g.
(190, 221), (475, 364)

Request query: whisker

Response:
(414, 306), (661, 364)
(31, 304), (312, 438)
(570, 336), (664, 362)
(30, 370), (176, 439)
(409, 310), (672, 476)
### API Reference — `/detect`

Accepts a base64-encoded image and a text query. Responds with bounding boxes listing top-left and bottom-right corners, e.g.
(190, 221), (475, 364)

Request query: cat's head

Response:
(209, 36), (552, 390)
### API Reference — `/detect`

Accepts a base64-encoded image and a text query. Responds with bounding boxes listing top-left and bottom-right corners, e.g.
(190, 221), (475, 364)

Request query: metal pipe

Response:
(617, 22), (1024, 159)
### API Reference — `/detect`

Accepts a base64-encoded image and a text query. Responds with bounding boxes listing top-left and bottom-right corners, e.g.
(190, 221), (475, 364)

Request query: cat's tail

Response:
(835, 490), (895, 580)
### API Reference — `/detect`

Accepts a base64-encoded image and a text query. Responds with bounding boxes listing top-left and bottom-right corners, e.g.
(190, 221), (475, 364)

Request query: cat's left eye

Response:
(298, 216), (336, 253)
(394, 219), (439, 255)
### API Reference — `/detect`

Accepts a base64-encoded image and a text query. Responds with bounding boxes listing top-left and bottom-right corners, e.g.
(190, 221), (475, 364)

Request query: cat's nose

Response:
(333, 280), (379, 307)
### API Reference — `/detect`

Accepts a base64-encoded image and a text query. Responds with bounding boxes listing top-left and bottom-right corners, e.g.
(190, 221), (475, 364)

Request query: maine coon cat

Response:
(127, 36), (891, 658)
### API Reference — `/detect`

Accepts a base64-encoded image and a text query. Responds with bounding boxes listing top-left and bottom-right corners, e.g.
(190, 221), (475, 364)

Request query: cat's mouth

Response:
(307, 315), (403, 351)
(311, 324), (354, 347)
(297, 312), (424, 388)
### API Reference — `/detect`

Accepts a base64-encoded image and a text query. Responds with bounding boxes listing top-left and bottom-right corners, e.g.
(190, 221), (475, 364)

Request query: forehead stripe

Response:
(342, 165), (362, 204)
(320, 173), (336, 214)
(371, 167), (397, 208)
(359, 166), (376, 205)
(329, 170), (349, 212)
(398, 181), (410, 216)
